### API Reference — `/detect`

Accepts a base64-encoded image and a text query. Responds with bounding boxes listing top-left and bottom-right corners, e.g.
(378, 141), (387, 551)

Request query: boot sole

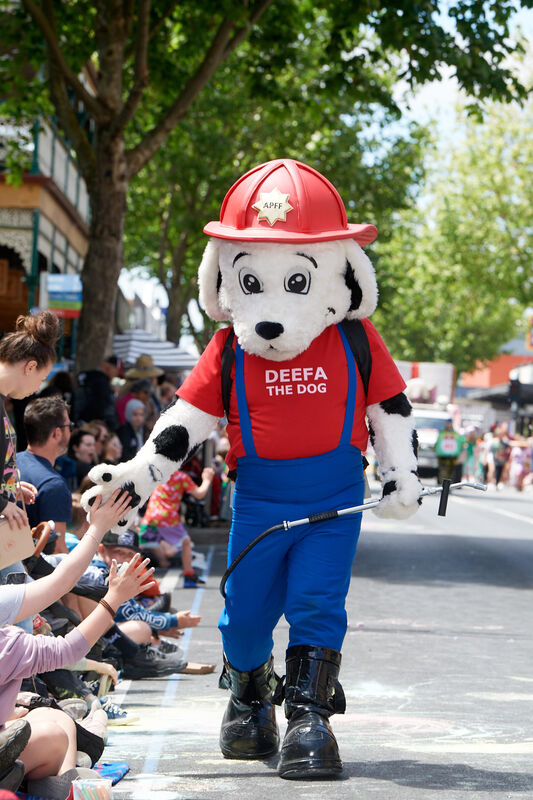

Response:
(221, 745), (279, 761)
(279, 759), (343, 780)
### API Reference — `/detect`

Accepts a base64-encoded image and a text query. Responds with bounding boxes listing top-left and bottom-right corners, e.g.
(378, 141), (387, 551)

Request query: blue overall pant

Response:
(218, 324), (365, 672)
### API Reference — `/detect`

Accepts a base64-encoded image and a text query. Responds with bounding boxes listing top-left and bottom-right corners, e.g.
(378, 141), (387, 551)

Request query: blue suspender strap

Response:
(234, 341), (257, 458)
(337, 323), (358, 447)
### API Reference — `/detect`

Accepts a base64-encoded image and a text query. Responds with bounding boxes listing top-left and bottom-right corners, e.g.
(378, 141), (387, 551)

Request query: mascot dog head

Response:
(198, 159), (379, 362)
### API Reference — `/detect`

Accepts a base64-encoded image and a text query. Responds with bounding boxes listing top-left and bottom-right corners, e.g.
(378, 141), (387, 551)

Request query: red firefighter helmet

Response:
(204, 159), (378, 245)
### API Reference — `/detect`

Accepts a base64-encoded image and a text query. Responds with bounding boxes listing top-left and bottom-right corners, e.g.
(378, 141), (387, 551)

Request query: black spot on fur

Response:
(87, 496), (96, 507)
(121, 481), (140, 509)
(344, 260), (362, 311)
(216, 269), (222, 293)
(382, 480), (397, 497)
(117, 518), (128, 527)
(327, 307), (336, 314)
(153, 425), (190, 462)
(368, 423), (375, 448)
(102, 472), (112, 482)
(412, 429), (419, 457)
(148, 464), (163, 483)
(379, 393), (412, 417)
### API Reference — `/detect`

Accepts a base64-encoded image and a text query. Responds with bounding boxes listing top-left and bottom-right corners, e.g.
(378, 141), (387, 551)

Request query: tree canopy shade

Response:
(124, 55), (428, 349)
(1, 0), (531, 369)
(373, 94), (533, 374)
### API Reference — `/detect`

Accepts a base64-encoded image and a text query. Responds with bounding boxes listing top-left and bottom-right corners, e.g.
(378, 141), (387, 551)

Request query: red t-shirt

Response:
(178, 320), (405, 471)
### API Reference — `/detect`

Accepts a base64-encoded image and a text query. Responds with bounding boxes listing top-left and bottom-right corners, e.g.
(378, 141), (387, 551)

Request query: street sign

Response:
(47, 273), (82, 318)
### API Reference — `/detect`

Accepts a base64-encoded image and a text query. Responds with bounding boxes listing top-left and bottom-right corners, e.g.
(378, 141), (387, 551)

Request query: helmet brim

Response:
(203, 221), (378, 246)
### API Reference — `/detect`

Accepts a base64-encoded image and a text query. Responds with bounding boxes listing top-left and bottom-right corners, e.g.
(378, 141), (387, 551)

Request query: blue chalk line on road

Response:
(131, 544), (216, 797)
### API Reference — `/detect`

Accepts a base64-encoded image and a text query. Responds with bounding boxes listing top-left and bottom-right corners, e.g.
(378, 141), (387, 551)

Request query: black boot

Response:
(219, 653), (280, 760)
(276, 645), (345, 779)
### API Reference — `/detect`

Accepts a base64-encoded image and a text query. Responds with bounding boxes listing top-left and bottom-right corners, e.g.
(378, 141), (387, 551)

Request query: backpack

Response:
(220, 319), (372, 420)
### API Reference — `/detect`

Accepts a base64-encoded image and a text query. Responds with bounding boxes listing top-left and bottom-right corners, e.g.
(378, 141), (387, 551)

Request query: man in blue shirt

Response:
(17, 395), (73, 553)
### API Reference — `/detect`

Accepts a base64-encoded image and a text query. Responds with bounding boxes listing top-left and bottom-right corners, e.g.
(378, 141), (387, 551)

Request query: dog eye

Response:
(284, 269), (310, 295)
(239, 269), (263, 295)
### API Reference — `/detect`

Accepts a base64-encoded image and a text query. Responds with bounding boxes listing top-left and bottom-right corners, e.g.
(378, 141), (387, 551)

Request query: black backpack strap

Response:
(340, 319), (372, 399)
(221, 327), (235, 419)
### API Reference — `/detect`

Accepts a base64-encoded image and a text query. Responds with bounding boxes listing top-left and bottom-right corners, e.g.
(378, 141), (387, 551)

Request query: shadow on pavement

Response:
(351, 532), (533, 589)
(345, 759), (533, 792)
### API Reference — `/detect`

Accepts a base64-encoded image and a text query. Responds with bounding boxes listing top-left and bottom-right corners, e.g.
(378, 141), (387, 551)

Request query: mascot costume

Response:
(83, 159), (422, 780)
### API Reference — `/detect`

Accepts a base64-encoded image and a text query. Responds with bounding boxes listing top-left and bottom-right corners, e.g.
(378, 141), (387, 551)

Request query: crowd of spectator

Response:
(0, 315), (222, 798)
(469, 423), (533, 491)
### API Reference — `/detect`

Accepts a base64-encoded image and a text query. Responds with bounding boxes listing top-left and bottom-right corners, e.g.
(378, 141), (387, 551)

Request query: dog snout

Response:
(255, 321), (284, 340)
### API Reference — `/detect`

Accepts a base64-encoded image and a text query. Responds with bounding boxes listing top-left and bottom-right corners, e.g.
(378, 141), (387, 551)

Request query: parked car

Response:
(412, 405), (454, 480)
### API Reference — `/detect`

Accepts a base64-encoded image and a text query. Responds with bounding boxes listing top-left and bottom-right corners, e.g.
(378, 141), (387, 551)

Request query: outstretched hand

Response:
(82, 462), (146, 532)
(177, 610), (202, 629)
(106, 553), (156, 608)
(87, 489), (135, 534)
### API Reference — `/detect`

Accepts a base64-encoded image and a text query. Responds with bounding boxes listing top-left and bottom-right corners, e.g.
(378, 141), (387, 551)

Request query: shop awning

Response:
(112, 329), (198, 370)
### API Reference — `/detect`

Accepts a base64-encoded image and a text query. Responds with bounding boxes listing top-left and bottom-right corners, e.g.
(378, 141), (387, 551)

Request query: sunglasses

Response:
(58, 422), (75, 431)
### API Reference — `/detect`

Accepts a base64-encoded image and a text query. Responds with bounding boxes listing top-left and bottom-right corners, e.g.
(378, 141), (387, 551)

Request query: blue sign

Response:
(47, 274), (82, 297)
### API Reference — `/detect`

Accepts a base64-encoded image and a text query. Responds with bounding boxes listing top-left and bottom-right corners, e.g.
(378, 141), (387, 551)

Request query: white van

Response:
(411, 405), (453, 479)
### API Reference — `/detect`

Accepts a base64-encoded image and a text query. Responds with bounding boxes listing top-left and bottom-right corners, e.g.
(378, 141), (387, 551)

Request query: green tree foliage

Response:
(0, 0), (531, 368)
(124, 54), (428, 347)
(374, 95), (533, 373)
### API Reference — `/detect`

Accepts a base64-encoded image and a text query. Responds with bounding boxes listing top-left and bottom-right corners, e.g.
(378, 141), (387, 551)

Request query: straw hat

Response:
(125, 354), (164, 379)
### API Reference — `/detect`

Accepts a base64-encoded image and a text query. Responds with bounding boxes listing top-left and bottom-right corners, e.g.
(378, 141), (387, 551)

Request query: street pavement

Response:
(107, 480), (533, 799)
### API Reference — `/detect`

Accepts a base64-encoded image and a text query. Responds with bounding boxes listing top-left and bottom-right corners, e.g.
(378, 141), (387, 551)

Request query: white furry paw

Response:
(373, 470), (422, 520)
(81, 463), (147, 532)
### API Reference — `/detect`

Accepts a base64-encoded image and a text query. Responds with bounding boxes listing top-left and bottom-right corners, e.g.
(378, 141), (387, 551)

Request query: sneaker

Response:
(100, 696), (139, 725)
(152, 643), (186, 667)
(121, 644), (185, 680)
(0, 720), (30, 776)
(143, 592), (172, 613)
(183, 573), (206, 588)
(157, 639), (180, 655)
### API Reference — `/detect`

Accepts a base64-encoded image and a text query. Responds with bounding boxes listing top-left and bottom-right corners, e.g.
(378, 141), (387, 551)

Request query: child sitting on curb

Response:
(0, 490), (149, 798)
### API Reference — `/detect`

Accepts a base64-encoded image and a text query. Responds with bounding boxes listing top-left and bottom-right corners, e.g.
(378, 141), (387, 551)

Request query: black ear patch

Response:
(216, 269), (222, 293)
(153, 425), (190, 462)
(344, 260), (362, 312)
(379, 393), (412, 417)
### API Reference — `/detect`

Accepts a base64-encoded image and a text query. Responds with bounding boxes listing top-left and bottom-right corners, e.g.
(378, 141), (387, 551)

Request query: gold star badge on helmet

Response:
(252, 187), (294, 226)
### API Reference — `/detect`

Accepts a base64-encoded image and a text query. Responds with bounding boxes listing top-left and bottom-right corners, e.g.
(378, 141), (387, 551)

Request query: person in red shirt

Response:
(140, 467), (214, 582)
(84, 159), (422, 780)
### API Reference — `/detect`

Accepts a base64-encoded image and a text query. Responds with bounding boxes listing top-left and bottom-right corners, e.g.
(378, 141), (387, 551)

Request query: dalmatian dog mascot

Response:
(83, 159), (421, 780)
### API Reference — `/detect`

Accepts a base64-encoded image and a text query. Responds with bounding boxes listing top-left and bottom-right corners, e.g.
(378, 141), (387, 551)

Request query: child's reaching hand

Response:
(105, 553), (156, 610)
(86, 489), (134, 542)
(177, 610), (202, 629)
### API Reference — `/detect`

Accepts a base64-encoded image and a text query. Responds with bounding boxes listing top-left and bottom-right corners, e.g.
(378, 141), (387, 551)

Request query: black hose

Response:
(219, 522), (284, 598)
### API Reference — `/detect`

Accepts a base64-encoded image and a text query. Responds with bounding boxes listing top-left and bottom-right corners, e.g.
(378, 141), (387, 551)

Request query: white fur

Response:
(84, 233), (418, 526)
(342, 239), (378, 320)
(211, 239), (376, 361)
(198, 238), (378, 358)
(366, 399), (422, 519)
(82, 399), (218, 530)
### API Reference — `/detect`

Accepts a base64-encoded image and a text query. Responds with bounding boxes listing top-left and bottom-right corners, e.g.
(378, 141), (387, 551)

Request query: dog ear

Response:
(198, 239), (231, 322)
(343, 239), (378, 320)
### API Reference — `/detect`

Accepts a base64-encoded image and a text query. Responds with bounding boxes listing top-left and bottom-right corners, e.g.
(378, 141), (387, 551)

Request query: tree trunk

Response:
(75, 134), (128, 373)
(165, 284), (188, 345)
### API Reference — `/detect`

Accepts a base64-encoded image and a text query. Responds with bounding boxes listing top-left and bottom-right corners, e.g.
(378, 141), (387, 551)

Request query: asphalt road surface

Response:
(108, 481), (533, 800)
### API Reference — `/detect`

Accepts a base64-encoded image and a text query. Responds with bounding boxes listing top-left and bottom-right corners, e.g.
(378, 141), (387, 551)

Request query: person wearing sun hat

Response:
(124, 354), (164, 381)
(117, 353), (164, 432)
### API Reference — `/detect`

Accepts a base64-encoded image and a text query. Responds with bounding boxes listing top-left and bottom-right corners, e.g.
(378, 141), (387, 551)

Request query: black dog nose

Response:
(255, 321), (284, 340)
